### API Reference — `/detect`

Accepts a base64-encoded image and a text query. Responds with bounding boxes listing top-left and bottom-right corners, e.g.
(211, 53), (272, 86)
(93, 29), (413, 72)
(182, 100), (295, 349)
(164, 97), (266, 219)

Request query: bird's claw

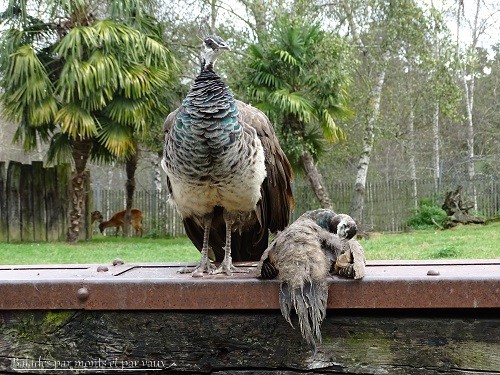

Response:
(210, 261), (248, 276)
(210, 262), (238, 276)
(178, 258), (216, 277)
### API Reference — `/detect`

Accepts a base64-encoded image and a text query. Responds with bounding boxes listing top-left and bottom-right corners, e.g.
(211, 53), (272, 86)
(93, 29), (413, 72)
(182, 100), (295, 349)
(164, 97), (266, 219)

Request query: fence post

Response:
(56, 164), (70, 241)
(6, 161), (22, 241)
(32, 161), (47, 242)
(0, 162), (7, 241)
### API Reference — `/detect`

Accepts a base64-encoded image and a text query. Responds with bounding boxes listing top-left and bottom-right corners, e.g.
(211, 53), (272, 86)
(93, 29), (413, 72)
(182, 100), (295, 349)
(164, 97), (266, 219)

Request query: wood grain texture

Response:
(0, 310), (498, 374)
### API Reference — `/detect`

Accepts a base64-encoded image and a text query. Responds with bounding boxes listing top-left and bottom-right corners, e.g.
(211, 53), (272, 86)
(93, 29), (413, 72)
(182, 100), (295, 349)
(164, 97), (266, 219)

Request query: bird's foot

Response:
(178, 257), (216, 277)
(210, 256), (248, 276)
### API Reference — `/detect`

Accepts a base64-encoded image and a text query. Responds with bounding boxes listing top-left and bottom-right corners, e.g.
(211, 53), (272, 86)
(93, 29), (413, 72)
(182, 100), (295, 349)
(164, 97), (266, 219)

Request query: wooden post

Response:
(6, 161), (22, 241)
(0, 161), (7, 241)
(83, 170), (92, 240)
(44, 166), (60, 242)
(32, 161), (46, 242)
(20, 163), (35, 241)
(56, 164), (70, 241)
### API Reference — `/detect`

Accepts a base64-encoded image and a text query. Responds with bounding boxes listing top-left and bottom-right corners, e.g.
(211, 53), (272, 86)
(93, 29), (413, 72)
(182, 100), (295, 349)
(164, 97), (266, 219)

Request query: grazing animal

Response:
(96, 209), (144, 237)
(161, 25), (293, 276)
(257, 209), (365, 353)
(91, 210), (103, 224)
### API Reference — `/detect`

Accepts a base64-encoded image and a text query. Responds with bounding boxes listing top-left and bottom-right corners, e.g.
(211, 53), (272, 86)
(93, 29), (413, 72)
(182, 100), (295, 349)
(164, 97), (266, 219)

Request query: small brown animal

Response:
(91, 211), (104, 224)
(94, 209), (144, 237)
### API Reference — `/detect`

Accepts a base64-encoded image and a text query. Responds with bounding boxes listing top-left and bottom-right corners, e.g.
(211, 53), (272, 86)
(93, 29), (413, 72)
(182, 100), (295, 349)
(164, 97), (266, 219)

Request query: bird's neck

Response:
(200, 58), (215, 73)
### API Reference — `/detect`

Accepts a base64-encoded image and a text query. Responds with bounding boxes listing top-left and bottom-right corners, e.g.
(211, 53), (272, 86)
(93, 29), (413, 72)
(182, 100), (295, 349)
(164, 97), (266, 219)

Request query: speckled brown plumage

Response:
(257, 209), (366, 352)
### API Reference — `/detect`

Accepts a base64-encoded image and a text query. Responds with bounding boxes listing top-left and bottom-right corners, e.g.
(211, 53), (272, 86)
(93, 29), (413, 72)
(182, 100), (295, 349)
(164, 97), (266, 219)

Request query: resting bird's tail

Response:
(279, 279), (327, 353)
(257, 217), (331, 353)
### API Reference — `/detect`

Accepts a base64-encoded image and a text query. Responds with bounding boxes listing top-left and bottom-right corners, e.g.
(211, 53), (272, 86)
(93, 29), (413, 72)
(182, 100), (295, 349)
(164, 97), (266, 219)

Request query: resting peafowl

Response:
(161, 25), (293, 276)
(257, 209), (365, 353)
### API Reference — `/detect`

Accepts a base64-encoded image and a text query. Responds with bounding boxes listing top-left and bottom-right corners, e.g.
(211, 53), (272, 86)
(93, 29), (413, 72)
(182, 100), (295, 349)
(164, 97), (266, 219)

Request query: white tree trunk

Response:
(457, 0), (480, 210)
(350, 53), (389, 223)
(407, 106), (418, 209)
(432, 101), (440, 192)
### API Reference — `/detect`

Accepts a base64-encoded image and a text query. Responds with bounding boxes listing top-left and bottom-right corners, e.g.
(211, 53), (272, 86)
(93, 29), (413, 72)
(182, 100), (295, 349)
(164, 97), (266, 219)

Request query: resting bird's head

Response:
(332, 214), (357, 240)
(200, 35), (230, 71)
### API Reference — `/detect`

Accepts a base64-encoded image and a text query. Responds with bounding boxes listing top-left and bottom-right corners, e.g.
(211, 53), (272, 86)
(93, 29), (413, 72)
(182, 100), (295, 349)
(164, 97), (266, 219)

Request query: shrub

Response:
(407, 198), (448, 230)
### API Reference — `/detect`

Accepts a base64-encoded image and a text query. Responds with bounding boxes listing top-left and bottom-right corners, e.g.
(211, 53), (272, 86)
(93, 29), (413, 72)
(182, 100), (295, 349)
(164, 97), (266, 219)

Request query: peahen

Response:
(162, 25), (293, 276)
(257, 209), (365, 353)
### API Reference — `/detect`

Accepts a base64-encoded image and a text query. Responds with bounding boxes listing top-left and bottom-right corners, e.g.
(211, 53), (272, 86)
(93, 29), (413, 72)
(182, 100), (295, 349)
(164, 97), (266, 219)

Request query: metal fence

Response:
(92, 177), (499, 236)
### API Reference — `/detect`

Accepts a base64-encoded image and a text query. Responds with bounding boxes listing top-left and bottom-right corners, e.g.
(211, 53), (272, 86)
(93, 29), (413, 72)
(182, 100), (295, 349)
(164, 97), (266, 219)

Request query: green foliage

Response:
(360, 222), (499, 260)
(431, 245), (460, 259)
(1, 222), (499, 264)
(406, 198), (448, 230)
(0, 0), (180, 163)
(238, 16), (355, 168)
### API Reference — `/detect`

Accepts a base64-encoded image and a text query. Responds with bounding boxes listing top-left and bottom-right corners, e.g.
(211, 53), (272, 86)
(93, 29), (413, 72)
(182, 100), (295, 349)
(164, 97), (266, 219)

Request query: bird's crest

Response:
(197, 17), (211, 40)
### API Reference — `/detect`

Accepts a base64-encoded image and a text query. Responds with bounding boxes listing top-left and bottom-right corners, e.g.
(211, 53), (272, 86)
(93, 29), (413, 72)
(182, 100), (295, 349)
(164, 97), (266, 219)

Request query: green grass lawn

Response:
(0, 222), (498, 265)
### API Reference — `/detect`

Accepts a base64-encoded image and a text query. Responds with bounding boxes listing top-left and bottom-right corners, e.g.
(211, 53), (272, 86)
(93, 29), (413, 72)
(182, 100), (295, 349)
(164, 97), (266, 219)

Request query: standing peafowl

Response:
(161, 24), (293, 276)
(257, 209), (365, 353)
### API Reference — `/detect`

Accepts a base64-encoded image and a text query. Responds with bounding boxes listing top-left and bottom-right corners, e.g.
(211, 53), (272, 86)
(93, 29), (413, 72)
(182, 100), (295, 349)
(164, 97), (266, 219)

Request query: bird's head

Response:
(200, 35), (230, 71)
(331, 214), (357, 240)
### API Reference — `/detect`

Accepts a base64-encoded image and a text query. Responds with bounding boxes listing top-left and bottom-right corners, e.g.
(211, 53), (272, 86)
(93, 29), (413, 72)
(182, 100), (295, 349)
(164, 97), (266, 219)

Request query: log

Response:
(0, 310), (498, 374)
(442, 186), (485, 228)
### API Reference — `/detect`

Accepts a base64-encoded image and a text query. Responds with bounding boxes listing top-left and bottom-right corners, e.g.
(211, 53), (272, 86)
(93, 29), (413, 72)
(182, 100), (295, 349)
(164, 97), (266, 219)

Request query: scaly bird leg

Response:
(211, 214), (237, 276)
(211, 211), (247, 276)
(178, 214), (216, 276)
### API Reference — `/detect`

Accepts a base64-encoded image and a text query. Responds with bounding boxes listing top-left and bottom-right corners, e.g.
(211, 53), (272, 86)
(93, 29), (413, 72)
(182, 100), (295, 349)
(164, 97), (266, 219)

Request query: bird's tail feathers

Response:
(279, 280), (327, 353)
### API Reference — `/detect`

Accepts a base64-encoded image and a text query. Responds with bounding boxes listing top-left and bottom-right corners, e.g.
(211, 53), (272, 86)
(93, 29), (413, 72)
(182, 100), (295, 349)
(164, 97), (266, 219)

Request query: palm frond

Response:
(121, 64), (152, 99)
(54, 25), (97, 60)
(97, 119), (134, 157)
(46, 132), (74, 165)
(320, 109), (346, 142)
(0, 44), (56, 126)
(103, 96), (147, 128)
(269, 89), (315, 124)
(57, 58), (96, 103)
(56, 104), (98, 139)
(275, 49), (299, 66)
(87, 50), (121, 91)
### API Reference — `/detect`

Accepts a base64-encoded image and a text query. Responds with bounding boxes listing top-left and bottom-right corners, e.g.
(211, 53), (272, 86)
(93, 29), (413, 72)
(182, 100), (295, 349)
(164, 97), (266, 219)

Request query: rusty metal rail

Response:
(0, 260), (498, 310)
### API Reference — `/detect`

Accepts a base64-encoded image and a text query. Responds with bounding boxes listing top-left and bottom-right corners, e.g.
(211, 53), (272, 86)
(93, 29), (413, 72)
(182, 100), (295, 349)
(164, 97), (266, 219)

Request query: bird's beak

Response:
(219, 44), (231, 51)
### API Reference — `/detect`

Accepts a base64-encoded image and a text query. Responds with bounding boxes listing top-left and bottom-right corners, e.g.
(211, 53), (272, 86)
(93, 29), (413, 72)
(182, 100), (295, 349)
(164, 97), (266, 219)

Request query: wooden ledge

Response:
(0, 260), (498, 310)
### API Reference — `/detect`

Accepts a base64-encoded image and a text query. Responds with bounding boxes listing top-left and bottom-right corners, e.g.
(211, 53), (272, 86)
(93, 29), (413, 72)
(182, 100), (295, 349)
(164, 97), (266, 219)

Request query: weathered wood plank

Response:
(83, 170), (92, 240)
(6, 161), (22, 241)
(56, 164), (70, 241)
(0, 161), (7, 241)
(20, 163), (35, 241)
(32, 161), (46, 242)
(0, 310), (498, 374)
(44, 166), (60, 242)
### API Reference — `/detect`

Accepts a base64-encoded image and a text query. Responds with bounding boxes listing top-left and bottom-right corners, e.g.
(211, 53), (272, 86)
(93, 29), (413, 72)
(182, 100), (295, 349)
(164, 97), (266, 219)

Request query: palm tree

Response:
(241, 18), (353, 209)
(0, 0), (178, 242)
